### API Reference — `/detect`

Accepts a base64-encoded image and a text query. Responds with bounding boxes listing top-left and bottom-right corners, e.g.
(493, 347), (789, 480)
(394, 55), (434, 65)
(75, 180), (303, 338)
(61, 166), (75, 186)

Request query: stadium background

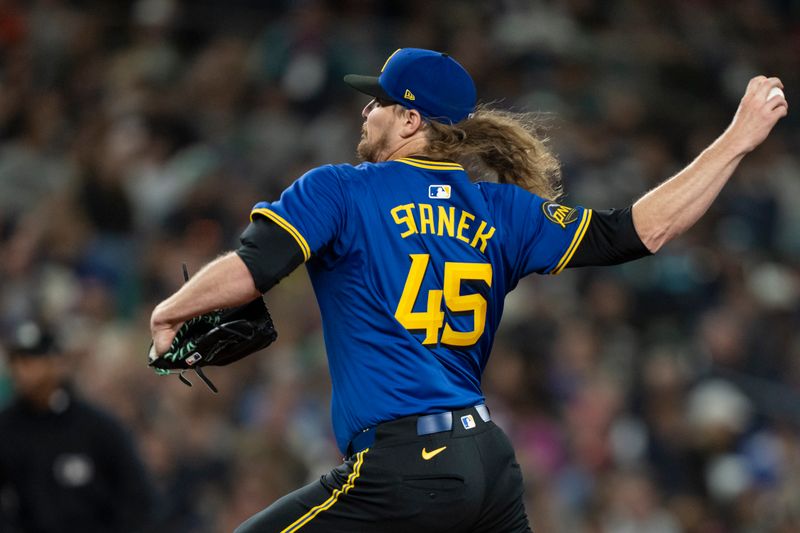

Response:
(1, 0), (800, 531)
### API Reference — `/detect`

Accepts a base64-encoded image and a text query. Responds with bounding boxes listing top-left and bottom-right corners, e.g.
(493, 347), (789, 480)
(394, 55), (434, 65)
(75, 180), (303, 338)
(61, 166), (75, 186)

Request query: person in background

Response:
(0, 320), (156, 533)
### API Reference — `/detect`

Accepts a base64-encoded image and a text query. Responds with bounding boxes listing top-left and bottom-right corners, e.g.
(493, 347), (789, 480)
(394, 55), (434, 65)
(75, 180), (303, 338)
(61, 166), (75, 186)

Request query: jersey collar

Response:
(394, 155), (464, 171)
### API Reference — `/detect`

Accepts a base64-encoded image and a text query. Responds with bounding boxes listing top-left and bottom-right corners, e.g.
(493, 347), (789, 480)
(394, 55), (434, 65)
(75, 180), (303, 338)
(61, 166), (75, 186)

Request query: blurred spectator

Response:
(0, 320), (155, 533)
(601, 468), (681, 533)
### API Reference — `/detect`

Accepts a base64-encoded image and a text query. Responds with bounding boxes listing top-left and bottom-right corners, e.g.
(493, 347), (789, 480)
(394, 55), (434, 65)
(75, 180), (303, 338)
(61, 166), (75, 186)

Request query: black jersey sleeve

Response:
(236, 217), (305, 293)
(567, 206), (652, 268)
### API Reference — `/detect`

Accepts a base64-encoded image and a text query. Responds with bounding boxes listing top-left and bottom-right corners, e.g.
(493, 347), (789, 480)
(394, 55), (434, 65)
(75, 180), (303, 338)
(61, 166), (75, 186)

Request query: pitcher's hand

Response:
(724, 76), (788, 155)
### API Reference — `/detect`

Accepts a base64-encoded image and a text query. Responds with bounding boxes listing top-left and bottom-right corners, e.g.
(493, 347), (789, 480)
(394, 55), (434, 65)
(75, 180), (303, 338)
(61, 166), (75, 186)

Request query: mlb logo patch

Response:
(461, 414), (476, 430)
(429, 185), (451, 199)
(186, 352), (202, 366)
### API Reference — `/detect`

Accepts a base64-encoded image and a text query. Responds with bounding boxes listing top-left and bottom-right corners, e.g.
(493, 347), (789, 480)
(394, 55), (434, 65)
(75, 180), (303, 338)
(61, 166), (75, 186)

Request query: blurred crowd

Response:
(1, 0), (800, 531)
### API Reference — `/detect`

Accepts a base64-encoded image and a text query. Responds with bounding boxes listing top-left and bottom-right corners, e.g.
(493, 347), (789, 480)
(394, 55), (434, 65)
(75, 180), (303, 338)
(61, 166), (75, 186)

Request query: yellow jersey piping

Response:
(551, 209), (592, 275)
(250, 208), (311, 262)
(280, 449), (368, 532)
(396, 158), (464, 171)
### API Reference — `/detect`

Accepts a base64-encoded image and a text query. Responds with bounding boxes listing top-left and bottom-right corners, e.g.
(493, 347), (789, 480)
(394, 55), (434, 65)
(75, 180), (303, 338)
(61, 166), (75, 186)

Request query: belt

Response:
(348, 404), (491, 456)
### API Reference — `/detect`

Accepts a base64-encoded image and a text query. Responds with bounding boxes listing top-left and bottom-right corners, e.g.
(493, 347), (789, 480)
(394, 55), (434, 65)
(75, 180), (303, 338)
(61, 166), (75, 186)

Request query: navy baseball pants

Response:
(234, 405), (532, 532)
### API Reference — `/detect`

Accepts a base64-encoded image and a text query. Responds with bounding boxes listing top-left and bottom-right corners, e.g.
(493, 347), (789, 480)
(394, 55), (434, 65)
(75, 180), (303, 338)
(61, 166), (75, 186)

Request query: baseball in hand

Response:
(767, 87), (785, 101)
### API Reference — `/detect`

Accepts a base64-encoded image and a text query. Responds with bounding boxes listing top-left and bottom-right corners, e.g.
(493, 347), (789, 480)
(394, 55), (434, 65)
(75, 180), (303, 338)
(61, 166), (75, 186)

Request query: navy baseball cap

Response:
(344, 48), (477, 124)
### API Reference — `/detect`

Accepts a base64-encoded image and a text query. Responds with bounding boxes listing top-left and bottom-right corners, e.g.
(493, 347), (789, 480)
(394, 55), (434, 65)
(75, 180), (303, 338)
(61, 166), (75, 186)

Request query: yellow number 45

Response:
(394, 254), (493, 347)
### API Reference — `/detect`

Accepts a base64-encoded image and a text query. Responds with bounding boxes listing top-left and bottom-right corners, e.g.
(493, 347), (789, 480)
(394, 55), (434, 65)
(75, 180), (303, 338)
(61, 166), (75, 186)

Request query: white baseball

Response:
(767, 87), (785, 101)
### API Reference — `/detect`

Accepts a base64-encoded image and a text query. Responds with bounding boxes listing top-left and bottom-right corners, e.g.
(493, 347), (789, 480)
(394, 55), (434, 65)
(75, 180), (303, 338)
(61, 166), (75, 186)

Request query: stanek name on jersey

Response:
(390, 203), (495, 253)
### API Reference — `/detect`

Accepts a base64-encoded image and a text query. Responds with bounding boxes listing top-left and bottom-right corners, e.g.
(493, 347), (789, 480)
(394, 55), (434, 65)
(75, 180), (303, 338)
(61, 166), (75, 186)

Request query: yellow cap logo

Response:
(404, 89), (415, 101)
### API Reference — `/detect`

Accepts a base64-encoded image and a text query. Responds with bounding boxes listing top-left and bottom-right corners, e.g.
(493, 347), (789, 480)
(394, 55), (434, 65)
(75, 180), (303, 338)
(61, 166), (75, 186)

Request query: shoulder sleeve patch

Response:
(541, 202), (579, 229)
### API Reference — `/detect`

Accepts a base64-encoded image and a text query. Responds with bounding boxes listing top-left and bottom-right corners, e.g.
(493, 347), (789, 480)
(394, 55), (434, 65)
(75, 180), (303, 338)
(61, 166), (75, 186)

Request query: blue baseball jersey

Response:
(252, 157), (592, 454)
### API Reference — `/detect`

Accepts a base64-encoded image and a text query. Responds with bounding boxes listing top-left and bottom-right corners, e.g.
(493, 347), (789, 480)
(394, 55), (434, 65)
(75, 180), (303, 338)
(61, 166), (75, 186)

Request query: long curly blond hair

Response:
(422, 105), (563, 200)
